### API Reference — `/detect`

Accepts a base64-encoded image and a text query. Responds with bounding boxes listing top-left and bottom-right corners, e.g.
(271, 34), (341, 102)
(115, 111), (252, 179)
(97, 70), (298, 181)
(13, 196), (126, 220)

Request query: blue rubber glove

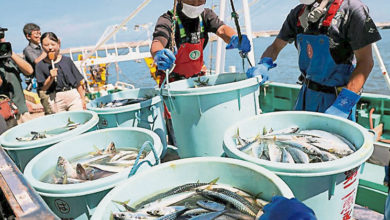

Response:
(260, 196), (317, 220)
(246, 57), (276, 84)
(154, 49), (176, 70)
(324, 88), (360, 119)
(226, 35), (251, 54)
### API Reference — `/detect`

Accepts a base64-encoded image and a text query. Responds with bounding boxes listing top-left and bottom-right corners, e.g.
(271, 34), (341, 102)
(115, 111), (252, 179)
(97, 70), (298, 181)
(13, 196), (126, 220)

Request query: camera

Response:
(0, 27), (12, 59)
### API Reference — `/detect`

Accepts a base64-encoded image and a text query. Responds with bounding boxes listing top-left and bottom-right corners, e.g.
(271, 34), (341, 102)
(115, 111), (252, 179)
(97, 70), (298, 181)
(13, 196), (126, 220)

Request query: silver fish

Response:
(103, 142), (117, 154)
(136, 178), (219, 209)
(139, 191), (196, 213)
(196, 200), (225, 212)
(197, 189), (256, 217)
(333, 134), (357, 151)
(267, 126), (299, 135)
(76, 154), (110, 166)
(56, 156), (78, 179)
(188, 210), (226, 220)
(285, 147), (309, 164)
(147, 206), (186, 216)
(281, 147), (295, 163)
(300, 130), (354, 156)
(112, 211), (149, 220)
(110, 151), (139, 162)
(238, 139), (260, 152)
(155, 207), (189, 220)
(251, 142), (265, 158)
(267, 143), (282, 162)
(87, 163), (127, 173)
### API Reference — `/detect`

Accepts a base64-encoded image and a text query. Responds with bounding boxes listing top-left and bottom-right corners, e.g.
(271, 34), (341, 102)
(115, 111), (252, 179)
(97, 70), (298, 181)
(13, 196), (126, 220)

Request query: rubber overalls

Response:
(294, 0), (357, 120)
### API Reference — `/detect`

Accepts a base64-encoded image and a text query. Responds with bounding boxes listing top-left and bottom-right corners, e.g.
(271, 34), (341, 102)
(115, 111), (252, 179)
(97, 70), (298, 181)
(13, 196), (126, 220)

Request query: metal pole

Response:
(215, 0), (227, 75)
(81, 0), (151, 63)
(241, 0), (255, 65)
(372, 43), (390, 91)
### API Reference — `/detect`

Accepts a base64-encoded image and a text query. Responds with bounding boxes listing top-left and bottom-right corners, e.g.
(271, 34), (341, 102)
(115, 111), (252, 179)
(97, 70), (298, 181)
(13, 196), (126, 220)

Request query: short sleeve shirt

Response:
(277, 0), (381, 64)
(35, 56), (84, 93)
(23, 42), (42, 69)
(153, 7), (225, 49)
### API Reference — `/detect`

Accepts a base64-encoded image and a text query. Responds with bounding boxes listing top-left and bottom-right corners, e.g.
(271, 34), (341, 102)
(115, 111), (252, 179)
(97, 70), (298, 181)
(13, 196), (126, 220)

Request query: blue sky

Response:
(2, 0), (389, 53)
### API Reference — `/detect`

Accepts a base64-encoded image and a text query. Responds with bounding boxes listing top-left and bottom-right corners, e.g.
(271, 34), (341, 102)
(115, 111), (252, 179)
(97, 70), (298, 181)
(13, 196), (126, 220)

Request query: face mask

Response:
(182, 3), (205, 19)
(299, 0), (315, 4)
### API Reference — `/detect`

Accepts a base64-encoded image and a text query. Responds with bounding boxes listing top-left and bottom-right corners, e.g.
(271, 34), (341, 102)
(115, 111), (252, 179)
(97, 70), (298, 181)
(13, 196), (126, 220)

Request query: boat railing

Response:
(0, 146), (58, 219)
(115, 81), (135, 90)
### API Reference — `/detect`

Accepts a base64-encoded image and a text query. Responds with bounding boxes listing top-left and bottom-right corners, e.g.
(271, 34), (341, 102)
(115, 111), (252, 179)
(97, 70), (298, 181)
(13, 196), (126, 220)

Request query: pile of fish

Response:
(233, 126), (357, 163)
(16, 118), (80, 142)
(112, 178), (267, 220)
(98, 97), (150, 108)
(42, 142), (147, 184)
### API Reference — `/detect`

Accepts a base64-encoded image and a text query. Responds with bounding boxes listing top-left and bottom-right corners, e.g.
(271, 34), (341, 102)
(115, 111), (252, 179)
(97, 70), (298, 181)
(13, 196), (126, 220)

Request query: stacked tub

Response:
(161, 72), (262, 157)
(87, 88), (167, 154)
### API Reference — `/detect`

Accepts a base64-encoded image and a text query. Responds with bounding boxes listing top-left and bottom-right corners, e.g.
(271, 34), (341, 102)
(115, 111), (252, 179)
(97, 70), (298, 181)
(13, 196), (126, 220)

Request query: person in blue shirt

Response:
(246, 0), (381, 121)
(248, 0), (381, 218)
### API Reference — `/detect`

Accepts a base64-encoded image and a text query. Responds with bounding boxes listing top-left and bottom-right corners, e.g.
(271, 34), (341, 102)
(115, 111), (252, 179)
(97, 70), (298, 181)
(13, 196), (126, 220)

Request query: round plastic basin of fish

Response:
(87, 88), (162, 114)
(160, 72), (262, 157)
(0, 110), (99, 171)
(23, 127), (163, 219)
(91, 157), (294, 220)
(223, 111), (374, 220)
(1, 110), (98, 148)
(86, 88), (167, 155)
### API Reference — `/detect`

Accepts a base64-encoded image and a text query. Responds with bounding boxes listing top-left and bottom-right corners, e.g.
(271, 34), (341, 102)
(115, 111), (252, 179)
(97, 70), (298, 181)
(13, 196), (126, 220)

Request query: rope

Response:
(169, 0), (178, 52)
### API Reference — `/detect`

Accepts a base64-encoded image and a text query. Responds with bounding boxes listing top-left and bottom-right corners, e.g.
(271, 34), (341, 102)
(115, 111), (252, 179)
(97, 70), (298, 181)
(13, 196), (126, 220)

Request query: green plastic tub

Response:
(23, 127), (163, 219)
(161, 73), (261, 157)
(91, 157), (294, 219)
(0, 110), (99, 171)
(87, 88), (167, 155)
(223, 111), (374, 220)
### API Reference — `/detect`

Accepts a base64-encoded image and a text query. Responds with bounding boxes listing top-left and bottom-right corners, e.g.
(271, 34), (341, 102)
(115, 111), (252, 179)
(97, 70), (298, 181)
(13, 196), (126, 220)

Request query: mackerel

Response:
(112, 211), (150, 219)
(267, 143), (282, 162)
(188, 210), (226, 220)
(136, 178), (219, 209)
(197, 189), (256, 216)
(251, 142), (265, 158)
(333, 134), (357, 151)
(285, 147), (309, 163)
(281, 147), (295, 163)
(267, 126), (299, 135)
(212, 188), (259, 213)
(87, 163), (127, 173)
(155, 207), (189, 220)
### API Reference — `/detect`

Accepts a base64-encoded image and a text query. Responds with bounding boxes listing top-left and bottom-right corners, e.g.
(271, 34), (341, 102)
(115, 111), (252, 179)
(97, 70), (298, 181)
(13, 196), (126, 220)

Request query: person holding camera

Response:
(22, 23), (53, 115)
(0, 27), (34, 126)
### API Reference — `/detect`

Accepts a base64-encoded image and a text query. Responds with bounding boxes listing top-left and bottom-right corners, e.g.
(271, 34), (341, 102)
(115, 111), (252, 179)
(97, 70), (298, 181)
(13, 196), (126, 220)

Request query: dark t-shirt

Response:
(0, 58), (29, 114)
(277, 0), (381, 64)
(35, 56), (84, 93)
(153, 6), (225, 49)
